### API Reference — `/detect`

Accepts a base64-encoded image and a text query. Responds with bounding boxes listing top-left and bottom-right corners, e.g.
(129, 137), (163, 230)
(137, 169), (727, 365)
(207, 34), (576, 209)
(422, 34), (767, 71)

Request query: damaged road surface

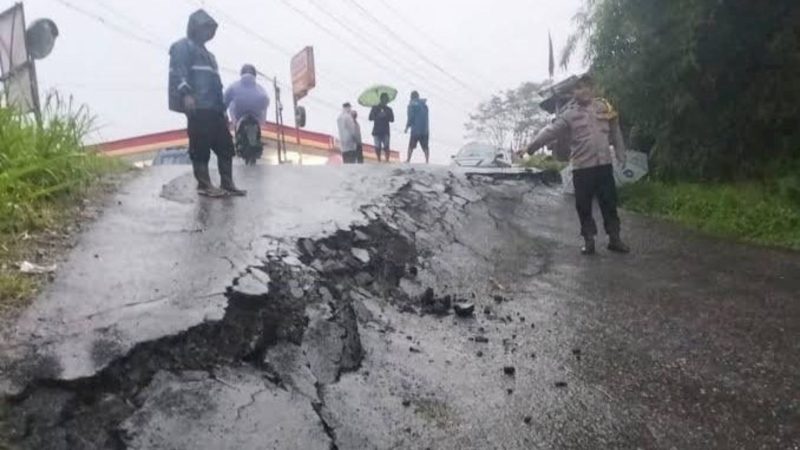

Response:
(1, 165), (799, 449)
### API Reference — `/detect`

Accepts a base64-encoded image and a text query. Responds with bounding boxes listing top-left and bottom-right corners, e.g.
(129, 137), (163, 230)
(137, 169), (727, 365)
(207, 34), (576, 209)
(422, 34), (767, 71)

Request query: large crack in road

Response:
(3, 167), (799, 449)
(4, 171), (532, 449)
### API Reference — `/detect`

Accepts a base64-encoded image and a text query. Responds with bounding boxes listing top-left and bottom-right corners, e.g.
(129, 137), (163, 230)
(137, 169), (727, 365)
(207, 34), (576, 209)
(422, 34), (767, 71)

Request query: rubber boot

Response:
(193, 162), (225, 198)
(218, 155), (247, 196)
(581, 236), (596, 255)
(608, 234), (631, 254)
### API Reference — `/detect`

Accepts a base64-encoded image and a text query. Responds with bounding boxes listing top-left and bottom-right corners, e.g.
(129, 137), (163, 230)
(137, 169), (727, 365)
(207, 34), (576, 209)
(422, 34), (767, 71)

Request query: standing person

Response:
(337, 103), (359, 164)
(224, 64), (270, 165)
(169, 10), (245, 197)
(351, 110), (364, 164)
(369, 93), (394, 162)
(405, 91), (430, 164)
(224, 64), (270, 124)
(517, 74), (629, 255)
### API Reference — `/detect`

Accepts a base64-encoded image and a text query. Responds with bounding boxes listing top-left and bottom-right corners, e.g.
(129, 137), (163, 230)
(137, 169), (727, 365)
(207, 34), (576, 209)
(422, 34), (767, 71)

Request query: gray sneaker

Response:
(198, 186), (227, 198)
(222, 186), (247, 197)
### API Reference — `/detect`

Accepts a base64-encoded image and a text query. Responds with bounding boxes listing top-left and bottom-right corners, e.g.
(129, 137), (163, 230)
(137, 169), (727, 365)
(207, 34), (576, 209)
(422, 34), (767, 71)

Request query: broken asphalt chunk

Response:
(354, 272), (374, 285)
(454, 302), (475, 317)
(351, 248), (371, 264)
(420, 288), (452, 316)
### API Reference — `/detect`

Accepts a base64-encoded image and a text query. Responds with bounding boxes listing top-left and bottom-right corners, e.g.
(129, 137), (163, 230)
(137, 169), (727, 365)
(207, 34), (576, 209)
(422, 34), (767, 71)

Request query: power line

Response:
(53, 0), (164, 50)
(276, 0), (470, 114)
(195, 0), (365, 100)
(194, 0), (469, 146)
(304, 0), (467, 107)
(50, 0), (465, 151)
(185, 0), (295, 59)
(374, 0), (501, 91)
(344, 0), (483, 94)
(86, 0), (169, 43)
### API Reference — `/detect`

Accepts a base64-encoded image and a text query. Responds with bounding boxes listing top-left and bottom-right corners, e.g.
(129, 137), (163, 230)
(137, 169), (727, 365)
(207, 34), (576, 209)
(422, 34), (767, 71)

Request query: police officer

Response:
(518, 74), (630, 255)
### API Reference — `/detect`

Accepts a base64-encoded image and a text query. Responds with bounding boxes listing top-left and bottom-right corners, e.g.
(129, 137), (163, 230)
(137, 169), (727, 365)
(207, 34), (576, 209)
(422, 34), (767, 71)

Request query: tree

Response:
(561, 0), (800, 181)
(465, 81), (552, 151)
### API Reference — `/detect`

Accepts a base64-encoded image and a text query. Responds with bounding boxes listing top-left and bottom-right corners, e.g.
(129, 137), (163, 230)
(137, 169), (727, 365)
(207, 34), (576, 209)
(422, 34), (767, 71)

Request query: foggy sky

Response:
(6, 0), (583, 164)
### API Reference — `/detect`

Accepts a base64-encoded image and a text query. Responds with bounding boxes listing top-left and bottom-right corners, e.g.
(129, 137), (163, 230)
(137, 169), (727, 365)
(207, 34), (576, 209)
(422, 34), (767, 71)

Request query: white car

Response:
(451, 142), (513, 168)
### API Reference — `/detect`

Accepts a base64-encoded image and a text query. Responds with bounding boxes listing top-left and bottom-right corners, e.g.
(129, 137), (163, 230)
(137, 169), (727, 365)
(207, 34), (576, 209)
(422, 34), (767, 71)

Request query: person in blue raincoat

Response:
(405, 91), (430, 164)
(168, 9), (246, 197)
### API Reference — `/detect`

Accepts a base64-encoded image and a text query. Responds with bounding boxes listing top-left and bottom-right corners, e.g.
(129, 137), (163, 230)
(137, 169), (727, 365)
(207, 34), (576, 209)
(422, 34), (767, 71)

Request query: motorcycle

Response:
(235, 114), (264, 166)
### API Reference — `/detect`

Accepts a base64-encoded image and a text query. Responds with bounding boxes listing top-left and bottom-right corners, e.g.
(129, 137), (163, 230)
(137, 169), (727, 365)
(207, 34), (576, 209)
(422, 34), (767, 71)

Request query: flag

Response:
(548, 31), (555, 78)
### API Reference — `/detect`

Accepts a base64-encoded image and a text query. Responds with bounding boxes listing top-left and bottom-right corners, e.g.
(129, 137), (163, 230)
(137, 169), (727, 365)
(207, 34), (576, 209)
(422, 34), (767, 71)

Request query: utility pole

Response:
(273, 77), (287, 164)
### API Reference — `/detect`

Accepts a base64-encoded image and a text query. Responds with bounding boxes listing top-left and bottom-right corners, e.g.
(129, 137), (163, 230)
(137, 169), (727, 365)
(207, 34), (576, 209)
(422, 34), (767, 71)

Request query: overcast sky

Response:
(6, 0), (584, 164)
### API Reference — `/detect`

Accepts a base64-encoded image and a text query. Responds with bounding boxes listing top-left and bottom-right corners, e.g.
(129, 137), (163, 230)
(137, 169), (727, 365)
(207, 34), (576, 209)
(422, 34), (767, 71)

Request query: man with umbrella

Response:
(360, 85), (397, 163)
(368, 93), (394, 162)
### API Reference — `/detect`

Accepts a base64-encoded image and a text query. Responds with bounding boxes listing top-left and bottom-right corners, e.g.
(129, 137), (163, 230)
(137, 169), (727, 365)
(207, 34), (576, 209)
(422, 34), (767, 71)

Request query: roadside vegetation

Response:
(557, 1), (800, 250)
(521, 153), (568, 172)
(620, 179), (800, 249)
(0, 94), (125, 312)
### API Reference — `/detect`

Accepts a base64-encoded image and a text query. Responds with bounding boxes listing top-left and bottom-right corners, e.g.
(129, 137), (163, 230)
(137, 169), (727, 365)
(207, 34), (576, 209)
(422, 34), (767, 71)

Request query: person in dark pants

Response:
(369, 93), (394, 162)
(168, 9), (246, 197)
(405, 91), (430, 164)
(518, 74), (630, 255)
(351, 110), (364, 164)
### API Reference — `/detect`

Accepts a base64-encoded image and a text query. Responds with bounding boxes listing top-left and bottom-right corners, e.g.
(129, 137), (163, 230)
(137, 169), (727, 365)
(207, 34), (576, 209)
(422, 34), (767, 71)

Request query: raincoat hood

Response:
(187, 9), (218, 44)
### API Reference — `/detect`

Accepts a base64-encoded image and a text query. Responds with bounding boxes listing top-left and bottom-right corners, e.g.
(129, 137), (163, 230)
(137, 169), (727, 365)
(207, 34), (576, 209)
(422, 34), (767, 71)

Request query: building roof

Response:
(94, 121), (399, 162)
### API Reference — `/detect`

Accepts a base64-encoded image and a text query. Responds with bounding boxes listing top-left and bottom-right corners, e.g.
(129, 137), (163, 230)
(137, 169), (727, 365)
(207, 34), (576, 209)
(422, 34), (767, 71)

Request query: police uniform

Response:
(527, 98), (627, 240)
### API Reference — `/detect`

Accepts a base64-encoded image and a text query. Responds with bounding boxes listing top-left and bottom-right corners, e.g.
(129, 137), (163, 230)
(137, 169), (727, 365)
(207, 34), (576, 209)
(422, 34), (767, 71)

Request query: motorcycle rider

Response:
(224, 64), (270, 164)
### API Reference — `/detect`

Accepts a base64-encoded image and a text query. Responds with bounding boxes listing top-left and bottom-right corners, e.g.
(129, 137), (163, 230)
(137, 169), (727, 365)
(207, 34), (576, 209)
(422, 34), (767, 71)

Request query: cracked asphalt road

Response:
(1, 165), (798, 449)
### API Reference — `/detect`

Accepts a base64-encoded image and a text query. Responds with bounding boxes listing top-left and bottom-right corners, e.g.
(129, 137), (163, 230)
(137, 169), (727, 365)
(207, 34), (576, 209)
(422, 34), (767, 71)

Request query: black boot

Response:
(218, 156), (247, 197)
(193, 162), (225, 197)
(581, 236), (596, 255)
(608, 235), (631, 254)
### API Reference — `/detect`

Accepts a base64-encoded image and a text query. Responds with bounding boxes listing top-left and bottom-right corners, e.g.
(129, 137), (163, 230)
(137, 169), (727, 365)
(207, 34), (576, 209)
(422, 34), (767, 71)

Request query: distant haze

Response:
(7, 0), (583, 164)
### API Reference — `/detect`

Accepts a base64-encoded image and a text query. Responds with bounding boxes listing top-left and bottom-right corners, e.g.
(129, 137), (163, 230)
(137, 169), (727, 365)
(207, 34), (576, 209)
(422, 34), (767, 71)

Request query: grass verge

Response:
(522, 153), (568, 172)
(619, 180), (800, 250)
(0, 94), (126, 313)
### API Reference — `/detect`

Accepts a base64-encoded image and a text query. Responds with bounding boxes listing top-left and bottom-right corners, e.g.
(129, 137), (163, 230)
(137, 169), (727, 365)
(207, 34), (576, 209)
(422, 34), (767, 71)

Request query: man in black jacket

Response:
(369, 93), (394, 162)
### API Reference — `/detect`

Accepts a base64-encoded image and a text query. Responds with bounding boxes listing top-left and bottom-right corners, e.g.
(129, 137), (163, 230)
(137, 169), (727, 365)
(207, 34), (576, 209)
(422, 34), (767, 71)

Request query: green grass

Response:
(0, 93), (124, 310)
(522, 153), (568, 172)
(620, 180), (800, 250)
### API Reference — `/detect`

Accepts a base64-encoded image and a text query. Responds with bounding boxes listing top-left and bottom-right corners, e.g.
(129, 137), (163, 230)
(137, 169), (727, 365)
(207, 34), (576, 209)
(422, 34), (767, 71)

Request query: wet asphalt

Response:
(1, 165), (798, 449)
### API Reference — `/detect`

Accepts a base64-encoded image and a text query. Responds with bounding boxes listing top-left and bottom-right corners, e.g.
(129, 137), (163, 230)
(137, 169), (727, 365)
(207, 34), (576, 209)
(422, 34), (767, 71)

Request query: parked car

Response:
(451, 142), (513, 168)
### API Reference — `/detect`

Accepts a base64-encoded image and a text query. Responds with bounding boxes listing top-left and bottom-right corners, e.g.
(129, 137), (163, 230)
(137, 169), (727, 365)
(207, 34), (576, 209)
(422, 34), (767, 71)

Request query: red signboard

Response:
(290, 46), (315, 101)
